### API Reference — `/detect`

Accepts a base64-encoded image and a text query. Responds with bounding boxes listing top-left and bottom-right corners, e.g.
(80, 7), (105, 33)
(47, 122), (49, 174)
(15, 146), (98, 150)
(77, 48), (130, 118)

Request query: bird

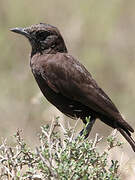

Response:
(11, 23), (135, 152)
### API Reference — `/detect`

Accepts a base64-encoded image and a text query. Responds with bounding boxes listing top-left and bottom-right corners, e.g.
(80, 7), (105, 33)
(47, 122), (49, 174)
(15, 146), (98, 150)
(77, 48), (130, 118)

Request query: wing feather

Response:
(32, 52), (133, 132)
(40, 53), (119, 119)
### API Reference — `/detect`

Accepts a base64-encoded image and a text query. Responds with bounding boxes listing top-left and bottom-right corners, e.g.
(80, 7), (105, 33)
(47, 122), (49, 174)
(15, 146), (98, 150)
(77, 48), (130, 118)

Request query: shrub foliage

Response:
(0, 119), (121, 180)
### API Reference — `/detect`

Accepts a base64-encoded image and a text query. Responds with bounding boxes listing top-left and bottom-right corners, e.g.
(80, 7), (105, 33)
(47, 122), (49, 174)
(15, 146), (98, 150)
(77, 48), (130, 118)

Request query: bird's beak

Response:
(10, 27), (31, 39)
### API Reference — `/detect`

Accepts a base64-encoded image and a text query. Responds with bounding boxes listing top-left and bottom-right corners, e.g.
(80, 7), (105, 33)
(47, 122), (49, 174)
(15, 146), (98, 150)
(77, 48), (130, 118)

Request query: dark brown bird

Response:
(11, 23), (135, 152)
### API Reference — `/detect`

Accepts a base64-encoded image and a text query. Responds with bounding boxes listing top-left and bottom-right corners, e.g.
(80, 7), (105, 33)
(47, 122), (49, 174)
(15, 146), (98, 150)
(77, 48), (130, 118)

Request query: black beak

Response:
(10, 27), (30, 39)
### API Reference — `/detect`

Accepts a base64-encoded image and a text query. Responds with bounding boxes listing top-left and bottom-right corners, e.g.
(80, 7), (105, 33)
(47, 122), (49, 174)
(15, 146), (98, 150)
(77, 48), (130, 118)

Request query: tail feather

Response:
(118, 128), (135, 152)
(116, 114), (134, 133)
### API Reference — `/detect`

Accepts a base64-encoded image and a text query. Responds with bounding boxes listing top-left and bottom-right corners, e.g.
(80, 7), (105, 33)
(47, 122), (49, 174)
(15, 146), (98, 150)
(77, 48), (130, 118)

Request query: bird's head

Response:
(11, 23), (67, 57)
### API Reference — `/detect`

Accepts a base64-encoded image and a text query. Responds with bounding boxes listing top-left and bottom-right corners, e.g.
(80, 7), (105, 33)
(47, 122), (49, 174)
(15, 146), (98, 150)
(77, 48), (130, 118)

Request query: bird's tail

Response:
(118, 128), (135, 152)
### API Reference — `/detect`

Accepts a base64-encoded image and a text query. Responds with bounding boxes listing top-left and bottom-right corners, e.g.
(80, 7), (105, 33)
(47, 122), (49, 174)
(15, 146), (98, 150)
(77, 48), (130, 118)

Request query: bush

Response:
(0, 119), (121, 180)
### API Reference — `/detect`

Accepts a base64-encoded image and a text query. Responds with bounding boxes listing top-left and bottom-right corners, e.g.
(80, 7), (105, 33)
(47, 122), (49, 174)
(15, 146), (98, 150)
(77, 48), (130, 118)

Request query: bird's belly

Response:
(34, 74), (93, 121)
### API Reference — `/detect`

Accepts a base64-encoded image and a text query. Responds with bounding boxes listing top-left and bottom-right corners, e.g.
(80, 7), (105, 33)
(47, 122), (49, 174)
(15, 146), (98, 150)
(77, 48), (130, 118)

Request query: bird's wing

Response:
(39, 53), (120, 120)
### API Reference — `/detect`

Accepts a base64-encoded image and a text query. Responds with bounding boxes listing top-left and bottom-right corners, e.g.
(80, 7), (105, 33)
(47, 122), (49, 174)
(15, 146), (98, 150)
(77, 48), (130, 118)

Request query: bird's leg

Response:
(79, 116), (96, 139)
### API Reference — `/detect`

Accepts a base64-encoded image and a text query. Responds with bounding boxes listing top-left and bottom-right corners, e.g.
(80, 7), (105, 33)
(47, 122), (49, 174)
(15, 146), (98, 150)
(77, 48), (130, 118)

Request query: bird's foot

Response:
(79, 117), (96, 139)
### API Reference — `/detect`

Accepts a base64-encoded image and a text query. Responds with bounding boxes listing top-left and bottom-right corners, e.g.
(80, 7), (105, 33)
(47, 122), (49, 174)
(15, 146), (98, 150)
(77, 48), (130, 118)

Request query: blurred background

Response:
(1, 0), (135, 178)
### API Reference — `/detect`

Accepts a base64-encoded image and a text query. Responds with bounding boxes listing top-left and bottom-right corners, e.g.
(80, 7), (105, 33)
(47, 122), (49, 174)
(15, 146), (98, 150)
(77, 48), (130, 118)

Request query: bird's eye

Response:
(36, 31), (50, 41)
